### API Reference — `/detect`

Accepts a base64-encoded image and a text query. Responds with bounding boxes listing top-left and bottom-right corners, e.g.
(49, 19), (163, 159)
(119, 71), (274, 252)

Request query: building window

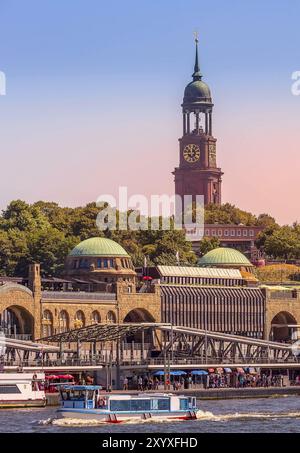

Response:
(224, 230), (229, 236)
(42, 310), (53, 337)
(243, 230), (248, 236)
(59, 310), (69, 333)
(107, 311), (116, 323)
(218, 230), (222, 236)
(237, 229), (241, 237)
(97, 259), (102, 268)
(103, 259), (108, 268)
(205, 229), (210, 236)
(231, 230), (235, 236)
(249, 230), (254, 237)
(79, 259), (89, 269)
(74, 310), (85, 329)
(212, 229), (216, 236)
(91, 311), (101, 324)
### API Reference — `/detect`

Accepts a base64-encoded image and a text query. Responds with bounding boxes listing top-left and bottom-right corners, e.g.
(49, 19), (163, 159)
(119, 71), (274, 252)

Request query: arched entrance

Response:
(123, 308), (155, 343)
(0, 305), (34, 339)
(270, 311), (298, 342)
(123, 308), (155, 323)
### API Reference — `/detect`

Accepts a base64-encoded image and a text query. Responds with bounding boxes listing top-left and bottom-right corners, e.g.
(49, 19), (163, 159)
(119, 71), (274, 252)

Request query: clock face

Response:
(209, 143), (216, 166)
(183, 144), (200, 163)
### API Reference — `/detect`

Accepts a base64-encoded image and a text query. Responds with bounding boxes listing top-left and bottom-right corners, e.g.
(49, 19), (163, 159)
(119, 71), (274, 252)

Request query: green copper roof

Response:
(198, 247), (252, 267)
(69, 237), (129, 257)
(183, 79), (212, 104)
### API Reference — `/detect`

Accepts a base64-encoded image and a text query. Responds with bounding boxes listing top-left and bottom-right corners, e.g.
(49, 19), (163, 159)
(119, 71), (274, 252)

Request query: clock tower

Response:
(173, 37), (223, 206)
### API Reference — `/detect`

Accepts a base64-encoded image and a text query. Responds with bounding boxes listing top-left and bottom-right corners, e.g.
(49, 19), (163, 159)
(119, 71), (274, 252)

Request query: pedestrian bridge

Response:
(1, 323), (300, 371)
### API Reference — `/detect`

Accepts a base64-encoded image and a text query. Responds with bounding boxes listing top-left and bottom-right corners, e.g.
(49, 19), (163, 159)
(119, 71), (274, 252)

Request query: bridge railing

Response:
(2, 354), (300, 368)
(4, 334), (32, 341)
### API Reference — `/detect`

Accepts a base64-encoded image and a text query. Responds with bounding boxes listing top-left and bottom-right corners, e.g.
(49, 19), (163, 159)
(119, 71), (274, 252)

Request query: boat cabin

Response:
(60, 385), (103, 410)
(59, 386), (197, 413)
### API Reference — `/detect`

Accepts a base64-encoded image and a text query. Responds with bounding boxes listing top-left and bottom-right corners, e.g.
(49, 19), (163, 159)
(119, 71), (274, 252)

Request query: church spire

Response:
(192, 32), (202, 81)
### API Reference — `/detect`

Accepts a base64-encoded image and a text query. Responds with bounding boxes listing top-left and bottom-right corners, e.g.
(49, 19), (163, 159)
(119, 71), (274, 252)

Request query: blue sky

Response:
(0, 0), (300, 224)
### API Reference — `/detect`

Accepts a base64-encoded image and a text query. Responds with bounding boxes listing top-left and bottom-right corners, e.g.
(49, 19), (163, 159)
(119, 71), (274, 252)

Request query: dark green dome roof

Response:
(198, 247), (252, 267)
(183, 79), (212, 105)
(69, 237), (129, 257)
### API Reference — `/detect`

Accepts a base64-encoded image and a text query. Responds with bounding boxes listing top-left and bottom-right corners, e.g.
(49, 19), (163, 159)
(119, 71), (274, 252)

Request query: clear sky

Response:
(0, 0), (299, 225)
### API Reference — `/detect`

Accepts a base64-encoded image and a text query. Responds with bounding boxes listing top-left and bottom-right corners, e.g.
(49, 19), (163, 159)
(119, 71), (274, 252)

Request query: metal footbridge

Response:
(1, 323), (300, 371)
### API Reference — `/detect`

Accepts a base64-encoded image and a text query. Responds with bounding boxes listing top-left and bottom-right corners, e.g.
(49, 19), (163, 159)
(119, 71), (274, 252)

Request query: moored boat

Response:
(0, 372), (46, 408)
(57, 385), (198, 423)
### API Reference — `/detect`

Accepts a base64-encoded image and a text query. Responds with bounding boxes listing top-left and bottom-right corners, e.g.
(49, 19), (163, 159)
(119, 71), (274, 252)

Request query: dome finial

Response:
(192, 31), (202, 81)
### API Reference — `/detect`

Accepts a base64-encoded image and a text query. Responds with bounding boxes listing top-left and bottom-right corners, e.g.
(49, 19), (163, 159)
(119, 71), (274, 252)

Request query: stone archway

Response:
(123, 308), (155, 343)
(0, 305), (34, 339)
(123, 308), (155, 323)
(270, 311), (298, 342)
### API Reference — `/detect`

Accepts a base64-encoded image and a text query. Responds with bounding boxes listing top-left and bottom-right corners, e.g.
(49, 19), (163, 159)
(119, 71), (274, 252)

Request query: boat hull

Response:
(0, 399), (46, 409)
(57, 408), (198, 423)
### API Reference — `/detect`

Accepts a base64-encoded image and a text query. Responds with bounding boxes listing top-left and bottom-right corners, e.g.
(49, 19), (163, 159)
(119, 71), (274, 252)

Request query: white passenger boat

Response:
(57, 385), (198, 423)
(0, 372), (46, 408)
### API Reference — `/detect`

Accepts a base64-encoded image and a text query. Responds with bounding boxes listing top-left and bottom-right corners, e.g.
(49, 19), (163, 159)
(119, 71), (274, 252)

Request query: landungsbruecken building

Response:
(0, 41), (299, 351)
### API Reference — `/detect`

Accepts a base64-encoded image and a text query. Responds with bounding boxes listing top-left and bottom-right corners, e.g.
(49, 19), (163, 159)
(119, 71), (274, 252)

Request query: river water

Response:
(1, 396), (300, 433)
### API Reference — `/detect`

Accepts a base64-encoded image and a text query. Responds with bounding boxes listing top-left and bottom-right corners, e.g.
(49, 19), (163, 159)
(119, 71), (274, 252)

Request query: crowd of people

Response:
(122, 370), (287, 391)
(206, 371), (285, 388)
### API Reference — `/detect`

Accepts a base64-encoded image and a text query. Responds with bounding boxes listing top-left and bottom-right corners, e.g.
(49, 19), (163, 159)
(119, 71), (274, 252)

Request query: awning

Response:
(236, 367), (245, 373)
(191, 370), (208, 376)
(153, 371), (187, 376)
(216, 367), (224, 374)
(208, 368), (215, 373)
(57, 374), (74, 380)
(153, 371), (164, 376)
(46, 375), (59, 380)
(244, 367), (257, 374)
(224, 368), (232, 373)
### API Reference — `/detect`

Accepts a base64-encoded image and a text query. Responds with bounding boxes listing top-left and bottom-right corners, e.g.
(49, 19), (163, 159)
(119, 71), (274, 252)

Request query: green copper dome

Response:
(69, 237), (129, 257)
(183, 79), (212, 104)
(198, 247), (252, 267)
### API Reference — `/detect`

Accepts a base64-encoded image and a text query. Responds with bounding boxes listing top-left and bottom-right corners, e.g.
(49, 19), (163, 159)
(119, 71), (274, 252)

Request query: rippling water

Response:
(1, 397), (300, 433)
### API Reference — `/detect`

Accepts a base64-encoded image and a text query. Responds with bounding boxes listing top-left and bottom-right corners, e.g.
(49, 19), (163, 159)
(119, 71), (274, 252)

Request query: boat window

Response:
(0, 385), (21, 394)
(130, 399), (151, 411)
(109, 399), (152, 412)
(180, 398), (188, 410)
(87, 390), (94, 400)
(110, 399), (131, 412)
(157, 398), (170, 410)
(188, 396), (197, 408)
(151, 399), (158, 410)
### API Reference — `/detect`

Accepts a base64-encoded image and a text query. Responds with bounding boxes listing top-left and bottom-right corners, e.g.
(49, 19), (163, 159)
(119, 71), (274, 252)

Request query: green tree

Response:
(199, 237), (220, 256)
(27, 227), (78, 276)
(263, 226), (300, 259)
